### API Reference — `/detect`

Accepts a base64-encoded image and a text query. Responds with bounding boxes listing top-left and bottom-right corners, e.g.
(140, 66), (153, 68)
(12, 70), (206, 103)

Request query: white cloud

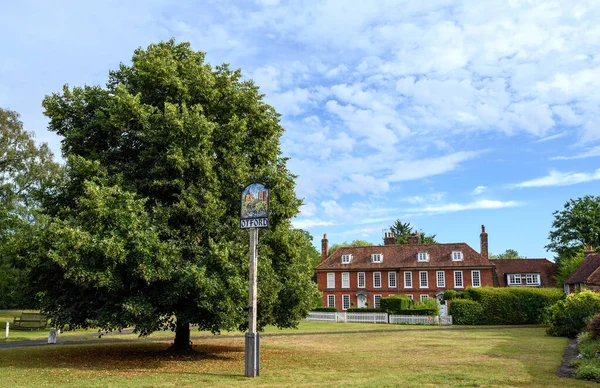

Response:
(388, 151), (483, 182)
(291, 218), (335, 229)
(509, 169), (600, 188)
(536, 132), (567, 143)
(410, 200), (521, 215)
(472, 186), (487, 195)
(550, 146), (600, 160)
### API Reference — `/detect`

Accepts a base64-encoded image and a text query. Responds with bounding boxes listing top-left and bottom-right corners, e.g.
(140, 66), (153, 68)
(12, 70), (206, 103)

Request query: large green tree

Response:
(546, 196), (600, 269)
(389, 219), (437, 244)
(490, 249), (522, 260)
(0, 108), (59, 308)
(29, 40), (318, 352)
(328, 239), (373, 256)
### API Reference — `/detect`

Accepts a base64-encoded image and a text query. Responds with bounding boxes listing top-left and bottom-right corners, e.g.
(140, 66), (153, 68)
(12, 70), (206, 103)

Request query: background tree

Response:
(0, 108), (59, 308)
(546, 196), (600, 282)
(490, 249), (523, 260)
(29, 40), (318, 352)
(388, 219), (437, 244)
(328, 239), (373, 255)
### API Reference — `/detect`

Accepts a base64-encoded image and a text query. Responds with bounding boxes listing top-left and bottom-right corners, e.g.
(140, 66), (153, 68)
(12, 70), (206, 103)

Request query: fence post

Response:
(5, 321), (8, 339)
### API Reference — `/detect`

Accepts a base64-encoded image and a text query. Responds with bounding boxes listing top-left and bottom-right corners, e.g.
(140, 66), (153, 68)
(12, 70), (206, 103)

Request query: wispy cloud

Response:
(472, 186), (487, 195)
(509, 169), (600, 188)
(535, 133), (567, 143)
(291, 219), (335, 229)
(409, 200), (521, 215)
(550, 146), (600, 160)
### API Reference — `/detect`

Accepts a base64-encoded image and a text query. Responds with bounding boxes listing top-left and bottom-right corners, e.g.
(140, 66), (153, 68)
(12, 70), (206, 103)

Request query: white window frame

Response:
(374, 294), (382, 309)
(417, 252), (429, 262)
(371, 253), (383, 263)
(327, 294), (335, 307)
(342, 272), (350, 288)
(327, 272), (335, 288)
(388, 272), (397, 288)
(373, 272), (382, 288)
(526, 273), (540, 285)
(472, 270), (481, 288)
(436, 271), (445, 288)
(341, 254), (352, 264)
(508, 274), (522, 285)
(404, 272), (413, 288)
(342, 294), (350, 310)
(454, 270), (464, 288)
(451, 251), (464, 261)
(419, 271), (428, 289)
(420, 294), (429, 302)
(358, 272), (365, 288)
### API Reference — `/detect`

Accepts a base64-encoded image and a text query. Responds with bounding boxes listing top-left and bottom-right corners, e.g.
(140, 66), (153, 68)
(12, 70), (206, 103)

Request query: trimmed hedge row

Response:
(449, 287), (563, 325)
(346, 308), (384, 313)
(448, 299), (483, 325)
(312, 307), (337, 312)
(380, 295), (413, 312)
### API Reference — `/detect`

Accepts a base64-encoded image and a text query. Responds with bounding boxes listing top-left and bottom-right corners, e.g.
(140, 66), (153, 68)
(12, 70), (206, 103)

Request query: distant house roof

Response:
(315, 243), (492, 271)
(565, 253), (600, 285)
(493, 259), (557, 287)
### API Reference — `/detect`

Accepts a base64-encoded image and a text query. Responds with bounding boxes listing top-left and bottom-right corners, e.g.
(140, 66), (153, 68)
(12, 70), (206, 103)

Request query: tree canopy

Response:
(490, 249), (523, 260)
(28, 40), (318, 351)
(546, 195), (600, 284)
(0, 108), (59, 309)
(328, 239), (373, 256)
(546, 196), (600, 262)
(389, 219), (437, 244)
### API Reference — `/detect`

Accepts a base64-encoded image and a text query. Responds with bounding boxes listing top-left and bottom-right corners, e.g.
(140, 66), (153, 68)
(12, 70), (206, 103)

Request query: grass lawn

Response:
(0, 325), (594, 387)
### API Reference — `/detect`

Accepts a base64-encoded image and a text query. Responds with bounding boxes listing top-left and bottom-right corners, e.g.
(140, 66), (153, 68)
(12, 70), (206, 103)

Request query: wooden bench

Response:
(12, 312), (48, 331)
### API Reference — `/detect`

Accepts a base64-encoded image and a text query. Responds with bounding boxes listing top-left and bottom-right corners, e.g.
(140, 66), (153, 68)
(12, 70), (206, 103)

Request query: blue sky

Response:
(2, 0), (599, 259)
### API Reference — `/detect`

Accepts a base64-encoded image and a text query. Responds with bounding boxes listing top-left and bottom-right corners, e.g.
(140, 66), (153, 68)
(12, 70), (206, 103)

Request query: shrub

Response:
(589, 314), (600, 340)
(467, 287), (563, 325)
(346, 308), (384, 313)
(443, 289), (471, 301)
(380, 295), (413, 314)
(449, 299), (483, 325)
(547, 291), (600, 337)
(575, 363), (600, 381)
(411, 298), (440, 316)
(312, 307), (337, 312)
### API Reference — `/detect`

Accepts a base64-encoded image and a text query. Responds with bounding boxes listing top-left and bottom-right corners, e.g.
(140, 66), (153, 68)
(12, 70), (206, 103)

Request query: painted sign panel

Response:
(241, 183), (269, 229)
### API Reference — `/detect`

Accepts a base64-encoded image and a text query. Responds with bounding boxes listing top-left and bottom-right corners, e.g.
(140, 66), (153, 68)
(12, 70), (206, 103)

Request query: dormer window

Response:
(371, 253), (383, 263)
(341, 254), (352, 264)
(452, 251), (464, 261)
(417, 252), (429, 262)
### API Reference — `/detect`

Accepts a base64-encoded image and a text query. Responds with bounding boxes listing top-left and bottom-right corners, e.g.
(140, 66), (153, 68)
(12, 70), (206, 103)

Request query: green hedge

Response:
(466, 287), (563, 325)
(547, 291), (600, 337)
(380, 295), (413, 313)
(346, 308), (384, 313)
(312, 307), (337, 312)
(449, 299), (484, 325)
(394, 309), (439, 316)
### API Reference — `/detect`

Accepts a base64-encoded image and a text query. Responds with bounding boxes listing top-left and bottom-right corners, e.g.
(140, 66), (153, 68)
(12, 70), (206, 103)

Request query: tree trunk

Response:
(171, 320), (192, 353)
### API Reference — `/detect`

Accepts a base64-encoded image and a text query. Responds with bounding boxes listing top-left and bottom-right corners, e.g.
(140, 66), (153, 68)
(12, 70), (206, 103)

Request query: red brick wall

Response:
(318, 268), (494, 311)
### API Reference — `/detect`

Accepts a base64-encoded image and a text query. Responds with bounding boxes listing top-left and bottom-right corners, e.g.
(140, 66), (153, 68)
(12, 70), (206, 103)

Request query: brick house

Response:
(493, 259), (557, 288)
(564, 248), (600, 294)
(315, 226), (495, 311)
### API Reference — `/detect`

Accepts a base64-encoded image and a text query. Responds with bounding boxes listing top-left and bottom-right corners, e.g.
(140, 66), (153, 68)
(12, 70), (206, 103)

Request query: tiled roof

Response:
(493, 259), (557, 287)
(565, 253), (600, 285)
(315, 243), (492, 271)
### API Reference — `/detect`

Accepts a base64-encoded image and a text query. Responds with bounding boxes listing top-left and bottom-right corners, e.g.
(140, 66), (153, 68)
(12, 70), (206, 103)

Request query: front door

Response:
(357, 294), (366, 308)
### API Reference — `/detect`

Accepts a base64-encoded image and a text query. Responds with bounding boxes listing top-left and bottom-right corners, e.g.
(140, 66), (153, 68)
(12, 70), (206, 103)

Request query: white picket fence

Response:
(305, 312), (453, 326)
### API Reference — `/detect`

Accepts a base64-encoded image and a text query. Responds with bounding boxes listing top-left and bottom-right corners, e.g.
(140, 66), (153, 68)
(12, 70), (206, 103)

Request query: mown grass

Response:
(0, 325), (593, 387)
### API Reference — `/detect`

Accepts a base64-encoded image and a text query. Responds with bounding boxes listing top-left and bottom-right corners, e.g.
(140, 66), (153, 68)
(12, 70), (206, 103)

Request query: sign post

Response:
(241, 183), (269, 378)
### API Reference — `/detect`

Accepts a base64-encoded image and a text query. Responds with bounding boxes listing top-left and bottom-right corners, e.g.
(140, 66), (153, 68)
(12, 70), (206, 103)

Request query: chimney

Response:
(321, 234), (329, 261)
(585, 246), (595, 258)
(384, 232), (396, 246)
(407, 232), (420, 245)
(480, 225), (488, 260)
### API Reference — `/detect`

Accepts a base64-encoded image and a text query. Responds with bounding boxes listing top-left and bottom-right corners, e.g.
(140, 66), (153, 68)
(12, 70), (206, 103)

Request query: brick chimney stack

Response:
(321, 234), (328, 261)
(480, 225), (489, 260)
(384, 232), (396, 245)
(585, 246), (595, 258)
(407, 232), (420, 245)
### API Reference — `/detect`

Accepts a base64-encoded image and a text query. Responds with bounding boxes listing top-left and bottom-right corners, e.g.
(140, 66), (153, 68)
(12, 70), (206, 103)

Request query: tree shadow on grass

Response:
(1, 342), (246, 375)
